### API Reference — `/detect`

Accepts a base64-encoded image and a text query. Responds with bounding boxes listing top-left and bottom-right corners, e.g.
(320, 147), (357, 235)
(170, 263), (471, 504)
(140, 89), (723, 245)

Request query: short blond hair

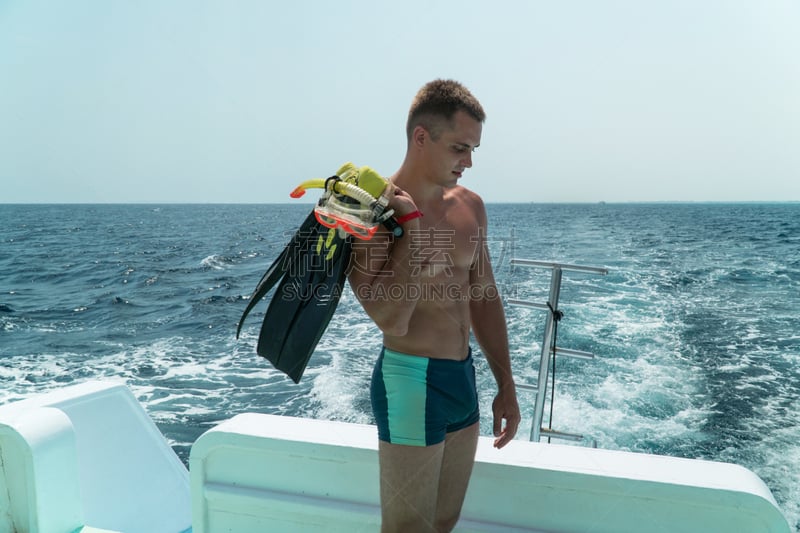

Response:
(406, 79), (486, 141)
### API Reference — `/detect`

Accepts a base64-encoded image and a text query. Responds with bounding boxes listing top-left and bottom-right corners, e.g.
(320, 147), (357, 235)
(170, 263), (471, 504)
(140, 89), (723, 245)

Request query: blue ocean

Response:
(2, 203), (799, 529)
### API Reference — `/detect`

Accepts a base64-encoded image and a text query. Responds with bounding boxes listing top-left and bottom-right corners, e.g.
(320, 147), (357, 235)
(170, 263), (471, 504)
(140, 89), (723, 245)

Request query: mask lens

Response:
(315, 211), (338, 229)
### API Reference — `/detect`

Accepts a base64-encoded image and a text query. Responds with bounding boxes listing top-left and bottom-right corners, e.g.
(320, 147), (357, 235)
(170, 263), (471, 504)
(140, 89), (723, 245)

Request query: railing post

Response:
(530, 267), (562, 441)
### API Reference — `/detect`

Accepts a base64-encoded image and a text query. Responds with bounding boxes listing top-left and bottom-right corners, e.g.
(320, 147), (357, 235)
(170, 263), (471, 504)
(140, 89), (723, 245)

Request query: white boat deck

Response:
(0, 381), (792, 532)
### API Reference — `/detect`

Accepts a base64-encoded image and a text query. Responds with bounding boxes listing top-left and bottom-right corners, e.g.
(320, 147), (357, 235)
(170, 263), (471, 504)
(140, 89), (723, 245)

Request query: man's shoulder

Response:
(445, 185), (487, 227)
(447, 184), (485, 207)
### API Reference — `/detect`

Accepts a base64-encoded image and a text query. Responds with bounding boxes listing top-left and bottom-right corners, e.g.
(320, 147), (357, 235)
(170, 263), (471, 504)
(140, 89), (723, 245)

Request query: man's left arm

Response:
(469, 199), (520, 449)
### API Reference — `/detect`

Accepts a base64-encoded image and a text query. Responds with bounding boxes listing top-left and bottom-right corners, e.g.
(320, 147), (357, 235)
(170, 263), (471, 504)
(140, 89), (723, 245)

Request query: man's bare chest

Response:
(410, 217), (479, 278)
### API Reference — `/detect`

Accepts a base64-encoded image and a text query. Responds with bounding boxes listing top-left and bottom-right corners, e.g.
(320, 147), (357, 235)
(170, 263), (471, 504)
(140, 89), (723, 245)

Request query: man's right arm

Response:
(348, 214), (421, 337)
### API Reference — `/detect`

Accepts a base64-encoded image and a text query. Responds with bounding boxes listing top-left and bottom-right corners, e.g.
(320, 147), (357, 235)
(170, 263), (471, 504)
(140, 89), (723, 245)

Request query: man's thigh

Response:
(436, 422), (480, 530)
(378, 440), (444, 532)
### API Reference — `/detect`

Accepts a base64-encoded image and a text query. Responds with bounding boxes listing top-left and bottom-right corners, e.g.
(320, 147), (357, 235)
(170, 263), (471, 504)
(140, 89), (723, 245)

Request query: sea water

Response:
(1, 203), (799, 530)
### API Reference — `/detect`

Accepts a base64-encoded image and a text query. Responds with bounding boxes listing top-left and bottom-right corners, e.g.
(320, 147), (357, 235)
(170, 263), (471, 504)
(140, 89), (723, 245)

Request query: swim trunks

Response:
(371, 347), (480, 446)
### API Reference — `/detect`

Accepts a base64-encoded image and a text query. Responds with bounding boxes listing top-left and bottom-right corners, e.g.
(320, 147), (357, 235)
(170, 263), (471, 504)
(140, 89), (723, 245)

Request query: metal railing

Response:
(508, 259), (608, 443)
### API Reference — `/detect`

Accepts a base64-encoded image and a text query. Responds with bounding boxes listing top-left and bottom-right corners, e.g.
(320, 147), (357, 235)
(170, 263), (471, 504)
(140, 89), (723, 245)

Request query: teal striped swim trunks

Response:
(371, 346), (480, 446)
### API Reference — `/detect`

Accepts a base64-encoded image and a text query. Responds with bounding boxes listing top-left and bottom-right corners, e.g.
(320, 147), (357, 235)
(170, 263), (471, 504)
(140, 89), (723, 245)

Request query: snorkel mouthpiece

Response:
(335, 162), (359, 181)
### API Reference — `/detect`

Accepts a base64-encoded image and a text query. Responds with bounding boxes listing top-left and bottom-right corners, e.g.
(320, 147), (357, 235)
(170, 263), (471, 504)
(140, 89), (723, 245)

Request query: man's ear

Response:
(412, 125), (427, 148)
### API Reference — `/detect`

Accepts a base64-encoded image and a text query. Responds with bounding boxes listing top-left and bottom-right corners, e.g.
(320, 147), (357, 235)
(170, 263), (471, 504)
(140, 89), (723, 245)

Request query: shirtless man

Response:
(348, 79), (520, 532)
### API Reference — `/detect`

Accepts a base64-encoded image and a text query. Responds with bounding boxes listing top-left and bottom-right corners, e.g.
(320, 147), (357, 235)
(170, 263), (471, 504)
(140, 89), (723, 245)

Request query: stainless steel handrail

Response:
(509, 260), (608, 443)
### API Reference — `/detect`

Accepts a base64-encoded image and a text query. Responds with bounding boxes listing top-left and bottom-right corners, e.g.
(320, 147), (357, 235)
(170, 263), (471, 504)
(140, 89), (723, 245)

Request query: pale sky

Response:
(1, 0), (798, 203)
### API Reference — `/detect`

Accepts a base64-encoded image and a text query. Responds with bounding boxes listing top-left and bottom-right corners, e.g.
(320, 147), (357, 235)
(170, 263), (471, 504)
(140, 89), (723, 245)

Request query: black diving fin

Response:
(237, 163), (400, 383)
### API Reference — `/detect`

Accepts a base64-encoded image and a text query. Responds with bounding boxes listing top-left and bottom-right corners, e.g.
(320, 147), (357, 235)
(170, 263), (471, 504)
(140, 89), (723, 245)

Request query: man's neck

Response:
(390, 161), (447, 208)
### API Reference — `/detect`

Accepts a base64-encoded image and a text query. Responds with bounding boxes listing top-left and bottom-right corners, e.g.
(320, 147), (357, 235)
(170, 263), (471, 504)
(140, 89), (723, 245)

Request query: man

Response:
(348, 79), (520, 532)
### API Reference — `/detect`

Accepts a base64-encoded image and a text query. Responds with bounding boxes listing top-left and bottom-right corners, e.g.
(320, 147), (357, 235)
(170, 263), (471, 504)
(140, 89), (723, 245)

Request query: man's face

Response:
(424, 110), (482, 188)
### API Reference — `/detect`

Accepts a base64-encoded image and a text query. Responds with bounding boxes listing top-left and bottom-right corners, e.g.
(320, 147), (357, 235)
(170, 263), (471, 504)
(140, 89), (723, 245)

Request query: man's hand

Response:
(492, 388), (520, 448)
(385, 183), (419, 219)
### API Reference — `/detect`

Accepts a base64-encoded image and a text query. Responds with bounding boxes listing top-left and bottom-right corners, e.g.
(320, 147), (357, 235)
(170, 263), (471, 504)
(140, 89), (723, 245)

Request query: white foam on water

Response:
(307, 306), (382, 424)
(200, 254), (229, 270)
(493, 259), (715, 462)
